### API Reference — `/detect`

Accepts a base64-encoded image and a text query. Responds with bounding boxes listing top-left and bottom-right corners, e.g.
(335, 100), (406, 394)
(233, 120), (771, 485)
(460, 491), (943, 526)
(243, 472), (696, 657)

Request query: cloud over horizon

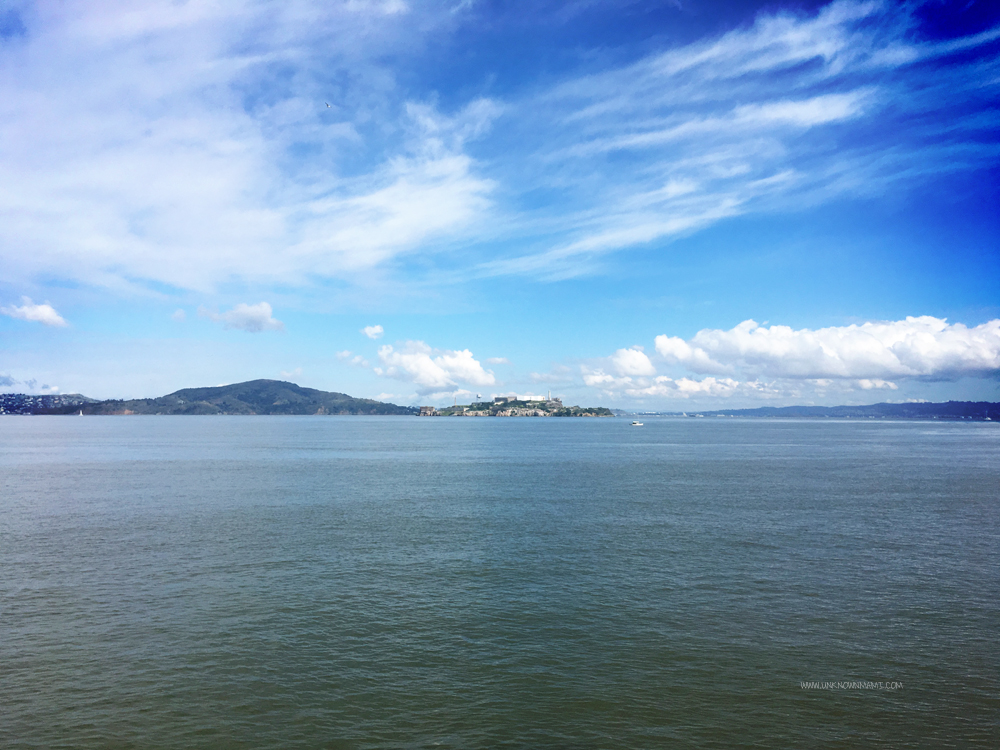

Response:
(375, 340), (495, 393)
(655, 317), (1000, 381)
(577, 316), (1000, 404)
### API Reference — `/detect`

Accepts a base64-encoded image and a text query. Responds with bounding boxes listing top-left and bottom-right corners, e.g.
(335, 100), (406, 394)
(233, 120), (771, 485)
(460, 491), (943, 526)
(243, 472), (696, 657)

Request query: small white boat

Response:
(631, 420), (643, 426)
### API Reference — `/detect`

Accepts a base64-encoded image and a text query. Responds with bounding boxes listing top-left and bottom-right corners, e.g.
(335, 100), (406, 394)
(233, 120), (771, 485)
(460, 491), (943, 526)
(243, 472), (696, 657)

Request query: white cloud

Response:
(375, 340), (495, 391)
(485, 357), (509, 365)
(280, 367), (303, 379)
(573, 91), (870, 156)
(625, 376), (746, 399)
(579, 347), (657, 390)
(610, 347), (656, 377)
(362, 324), (384, 339)
(857, 378), (898, 390)
(581, 369), (623, 388)
(572, 314), (1000, 404)
(1, 297), (67, 327)
(654, 317), (1000, 381)
(578, 359), (785, 401)
(200, 302), (283, 332)
(653, 334), (729, 374)
(171, 309), (186, 322)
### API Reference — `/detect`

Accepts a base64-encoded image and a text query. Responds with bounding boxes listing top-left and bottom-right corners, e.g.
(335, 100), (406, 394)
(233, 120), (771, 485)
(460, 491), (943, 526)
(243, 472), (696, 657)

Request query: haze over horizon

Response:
(2, 0), (998, 408)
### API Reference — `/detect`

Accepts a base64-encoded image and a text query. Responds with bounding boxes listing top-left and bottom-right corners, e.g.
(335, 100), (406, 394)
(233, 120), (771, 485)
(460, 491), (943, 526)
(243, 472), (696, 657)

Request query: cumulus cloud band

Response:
(654, 317), (1000, 381)
(579, 316), (1000, 402)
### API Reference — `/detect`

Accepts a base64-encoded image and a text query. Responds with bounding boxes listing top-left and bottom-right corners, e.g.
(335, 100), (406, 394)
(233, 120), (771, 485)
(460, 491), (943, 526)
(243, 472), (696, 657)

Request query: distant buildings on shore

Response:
(417, 394), (612, 417)
(0, 393), (92, 415)
(493, 394), (563, 408)
(420, 395), (563, 416)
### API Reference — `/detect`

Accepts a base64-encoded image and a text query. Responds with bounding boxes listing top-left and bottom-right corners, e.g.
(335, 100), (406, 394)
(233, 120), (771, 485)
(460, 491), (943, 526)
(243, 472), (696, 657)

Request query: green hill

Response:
(80, 380), (416, 415)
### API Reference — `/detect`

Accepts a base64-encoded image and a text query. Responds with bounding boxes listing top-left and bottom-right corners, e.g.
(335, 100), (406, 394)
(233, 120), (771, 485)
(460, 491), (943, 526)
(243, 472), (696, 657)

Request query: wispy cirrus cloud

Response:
(482, 1), (1000, 277)
(0, 0), (495, 292)
(1, 1), (995, 293)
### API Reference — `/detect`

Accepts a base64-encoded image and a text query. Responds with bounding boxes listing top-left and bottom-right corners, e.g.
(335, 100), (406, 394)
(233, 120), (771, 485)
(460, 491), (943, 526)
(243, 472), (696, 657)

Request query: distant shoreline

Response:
(617, 401), (998, 421)
(1, 382), (996, 421)
(0, 380), (613, 417)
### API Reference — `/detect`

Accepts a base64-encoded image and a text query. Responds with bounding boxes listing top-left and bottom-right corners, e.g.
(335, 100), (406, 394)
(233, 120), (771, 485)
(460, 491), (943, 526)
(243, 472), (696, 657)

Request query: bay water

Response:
(1, 416), (998, 748)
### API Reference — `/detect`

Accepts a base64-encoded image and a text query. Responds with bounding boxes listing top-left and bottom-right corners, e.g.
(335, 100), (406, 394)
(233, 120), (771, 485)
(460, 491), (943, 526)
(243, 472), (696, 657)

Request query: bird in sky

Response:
(325, 102), (331, 108)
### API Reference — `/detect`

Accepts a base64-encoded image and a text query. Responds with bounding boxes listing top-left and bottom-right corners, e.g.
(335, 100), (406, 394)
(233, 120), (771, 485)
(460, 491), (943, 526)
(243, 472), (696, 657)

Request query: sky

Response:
(1, 0), (998, 409)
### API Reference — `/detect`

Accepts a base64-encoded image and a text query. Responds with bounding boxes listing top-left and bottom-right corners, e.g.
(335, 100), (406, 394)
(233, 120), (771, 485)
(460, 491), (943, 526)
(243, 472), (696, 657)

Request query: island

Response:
(422, 395), (613, 417)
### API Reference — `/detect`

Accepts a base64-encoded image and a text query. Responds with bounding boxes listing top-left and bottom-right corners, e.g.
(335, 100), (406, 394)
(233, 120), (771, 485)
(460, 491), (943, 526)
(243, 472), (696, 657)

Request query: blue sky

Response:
(1, 0), (998, 408)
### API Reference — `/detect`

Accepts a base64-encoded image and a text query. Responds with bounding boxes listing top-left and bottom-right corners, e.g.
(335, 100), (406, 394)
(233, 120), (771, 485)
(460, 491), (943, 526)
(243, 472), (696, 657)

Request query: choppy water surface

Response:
(1, 417), (998, 749)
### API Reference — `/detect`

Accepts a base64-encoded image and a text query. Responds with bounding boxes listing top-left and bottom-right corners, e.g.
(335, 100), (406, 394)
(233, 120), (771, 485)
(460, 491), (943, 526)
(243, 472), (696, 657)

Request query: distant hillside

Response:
(2, 380), (416, 415)
(0, 393), (97, 415)
(670, 401), (1000, 421)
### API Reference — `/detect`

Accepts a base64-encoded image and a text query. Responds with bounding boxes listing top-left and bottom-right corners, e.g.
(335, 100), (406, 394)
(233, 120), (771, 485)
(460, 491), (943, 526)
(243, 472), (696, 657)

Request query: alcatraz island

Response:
(421, 394), (612, 417)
